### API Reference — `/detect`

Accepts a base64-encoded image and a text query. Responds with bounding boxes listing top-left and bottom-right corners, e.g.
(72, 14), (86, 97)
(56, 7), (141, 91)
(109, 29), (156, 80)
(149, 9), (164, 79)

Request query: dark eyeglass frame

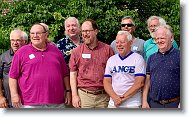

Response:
(121, 24), (134, 27)
(30, 32), (47, 36)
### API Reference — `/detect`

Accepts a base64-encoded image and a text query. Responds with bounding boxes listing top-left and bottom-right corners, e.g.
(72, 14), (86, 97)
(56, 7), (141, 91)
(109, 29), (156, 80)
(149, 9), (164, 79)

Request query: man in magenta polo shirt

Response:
(9, 23), (71, 108)
(69, 19), (114, 108)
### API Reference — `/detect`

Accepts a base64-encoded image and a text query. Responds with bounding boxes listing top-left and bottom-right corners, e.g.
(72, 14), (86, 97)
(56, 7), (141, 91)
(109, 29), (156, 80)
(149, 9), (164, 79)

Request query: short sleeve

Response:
(69, 48), (78, 72)
(9, 53), (21, 79)
(146, 55), (152, 75)
(134, 55), (146, 76)
(104, 58), (112, 78)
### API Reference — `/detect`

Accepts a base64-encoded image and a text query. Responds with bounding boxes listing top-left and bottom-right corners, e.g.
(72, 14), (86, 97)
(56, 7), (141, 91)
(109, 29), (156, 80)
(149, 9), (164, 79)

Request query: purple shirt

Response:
(69, 40), (114, 91)
(9, 43), (69, 105)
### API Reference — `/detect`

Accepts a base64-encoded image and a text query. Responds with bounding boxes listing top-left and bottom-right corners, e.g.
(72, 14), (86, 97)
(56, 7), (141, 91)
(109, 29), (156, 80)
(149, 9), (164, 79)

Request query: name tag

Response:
(29, 54), (35, 59)
(82, 54), (91, 58)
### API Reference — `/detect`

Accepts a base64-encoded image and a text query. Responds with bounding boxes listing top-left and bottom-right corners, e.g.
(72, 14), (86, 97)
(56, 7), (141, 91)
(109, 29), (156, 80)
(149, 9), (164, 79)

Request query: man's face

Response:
(116, 34), (132, 56)
(121, 19), (135, 34)
(65, 19), (80, 38)
(81, 21), (97, 45)
(30, 24), (48, 48)
(154, 28), (173, 52)
(148, 19), (160, 33)
(10, 32), (26, 52)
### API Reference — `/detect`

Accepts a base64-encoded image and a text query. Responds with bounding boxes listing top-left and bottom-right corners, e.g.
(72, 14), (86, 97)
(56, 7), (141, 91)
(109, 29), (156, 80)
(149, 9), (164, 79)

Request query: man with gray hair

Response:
(142, 25), (180, 108)
(56, 17), (83, 64)
(111, 16), (145, 57)
(144, 16), (178, 61)
(0, 29), (28, 108)
(104, 31), (146, 108)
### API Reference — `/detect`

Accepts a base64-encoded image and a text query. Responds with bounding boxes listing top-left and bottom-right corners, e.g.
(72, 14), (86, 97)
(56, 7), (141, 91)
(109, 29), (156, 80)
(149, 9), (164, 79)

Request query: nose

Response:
(33, 33), (38, 36)
(155, 38), (161, 44)
(70, 26), (74, 29)
(82, 31), (89, 35)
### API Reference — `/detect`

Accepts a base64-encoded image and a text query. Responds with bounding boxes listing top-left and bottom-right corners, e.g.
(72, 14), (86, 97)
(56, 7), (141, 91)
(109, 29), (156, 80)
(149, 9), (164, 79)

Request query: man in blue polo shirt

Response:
(142, 25), (180, 108)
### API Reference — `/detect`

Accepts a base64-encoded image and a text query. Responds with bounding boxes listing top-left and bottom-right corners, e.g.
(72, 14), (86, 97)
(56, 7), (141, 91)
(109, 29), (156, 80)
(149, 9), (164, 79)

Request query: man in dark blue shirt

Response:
(142, 25), (180, 108)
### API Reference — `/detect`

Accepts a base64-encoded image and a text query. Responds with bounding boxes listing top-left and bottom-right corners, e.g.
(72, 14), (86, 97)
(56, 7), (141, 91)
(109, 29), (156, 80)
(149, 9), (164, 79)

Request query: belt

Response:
(79, 88), (106, 95)
(159, 97), (180, 104)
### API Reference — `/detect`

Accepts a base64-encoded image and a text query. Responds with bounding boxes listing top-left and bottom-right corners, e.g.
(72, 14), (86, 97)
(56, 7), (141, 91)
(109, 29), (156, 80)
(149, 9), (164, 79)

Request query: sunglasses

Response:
(121, 24), (134, 27)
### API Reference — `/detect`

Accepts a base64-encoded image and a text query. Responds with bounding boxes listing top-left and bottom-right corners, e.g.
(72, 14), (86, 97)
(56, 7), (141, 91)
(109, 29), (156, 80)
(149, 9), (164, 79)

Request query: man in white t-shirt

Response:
(104, 31), (146, 108)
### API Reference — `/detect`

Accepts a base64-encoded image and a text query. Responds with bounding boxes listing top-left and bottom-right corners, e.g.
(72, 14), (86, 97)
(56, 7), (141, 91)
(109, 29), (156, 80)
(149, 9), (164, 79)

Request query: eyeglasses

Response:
(30, 32), (46, 36)
(81, 30), (94, 33)
(154, 37), (166, 42)
(148, 25), (158, 28)
(10, 39), (23, 43)
(121, 24), (134, 27)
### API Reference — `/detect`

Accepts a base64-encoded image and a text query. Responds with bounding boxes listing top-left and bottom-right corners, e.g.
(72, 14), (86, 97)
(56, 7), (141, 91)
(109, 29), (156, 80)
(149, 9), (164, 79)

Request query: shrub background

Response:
(0, 0), (180, 53)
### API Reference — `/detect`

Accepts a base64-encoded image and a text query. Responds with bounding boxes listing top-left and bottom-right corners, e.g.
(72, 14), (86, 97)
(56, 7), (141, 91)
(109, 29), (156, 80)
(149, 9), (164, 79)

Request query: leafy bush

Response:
(0, 0), (180, 50)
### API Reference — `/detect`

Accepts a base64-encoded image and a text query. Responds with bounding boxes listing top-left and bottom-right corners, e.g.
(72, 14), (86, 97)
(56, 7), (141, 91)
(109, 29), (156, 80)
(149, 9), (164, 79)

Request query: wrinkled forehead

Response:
(65, 19), (77, 25)
(150, 19), (159, 25)
(30, 24), (45, 32)
(155, 28), (168, 36)
(116, 34), (128, 41)
(10, 32), (22, 39)
(121, 18), (132, 24)
(82, 21), (93, 29)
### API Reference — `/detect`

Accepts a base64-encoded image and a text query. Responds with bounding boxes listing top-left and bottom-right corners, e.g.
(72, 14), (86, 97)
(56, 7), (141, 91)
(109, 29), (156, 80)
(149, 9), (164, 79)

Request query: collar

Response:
(29, 43), (48, 52)
(66, 36), (83, 46)
(157, 46), (174, 55)
(10, 49), (14, 56)
(118, 51), (133, 60)
(149, 37), (156, 44)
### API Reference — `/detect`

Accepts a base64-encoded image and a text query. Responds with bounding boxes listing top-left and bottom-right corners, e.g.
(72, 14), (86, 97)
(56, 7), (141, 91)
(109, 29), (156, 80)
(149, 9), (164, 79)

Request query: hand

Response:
(65, 92), (72, 105)
(142, 101), (150, 108)
(72, 95), (81, 108)
(112, 95), (123, 107)
(11, 95), (21, 108)
(0, 96), (8, 108)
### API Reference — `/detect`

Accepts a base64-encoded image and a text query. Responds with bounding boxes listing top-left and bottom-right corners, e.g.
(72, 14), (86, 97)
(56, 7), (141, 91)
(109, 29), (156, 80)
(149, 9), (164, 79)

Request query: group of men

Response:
(0, 15), (180, 108)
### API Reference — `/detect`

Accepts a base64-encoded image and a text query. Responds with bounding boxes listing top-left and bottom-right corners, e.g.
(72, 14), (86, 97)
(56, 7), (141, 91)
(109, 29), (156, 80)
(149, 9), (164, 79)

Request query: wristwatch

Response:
(66, 89), (71, 92)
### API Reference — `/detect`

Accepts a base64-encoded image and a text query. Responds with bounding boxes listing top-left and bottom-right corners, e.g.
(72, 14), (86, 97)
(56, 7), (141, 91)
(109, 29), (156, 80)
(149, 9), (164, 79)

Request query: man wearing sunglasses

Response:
(110, 16), (145, 57)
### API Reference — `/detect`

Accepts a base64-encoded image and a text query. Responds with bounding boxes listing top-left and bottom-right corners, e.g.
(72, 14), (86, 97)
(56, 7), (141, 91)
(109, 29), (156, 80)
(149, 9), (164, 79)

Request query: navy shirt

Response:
(56, 36), (83, 64)
(146, 46), (180, 101)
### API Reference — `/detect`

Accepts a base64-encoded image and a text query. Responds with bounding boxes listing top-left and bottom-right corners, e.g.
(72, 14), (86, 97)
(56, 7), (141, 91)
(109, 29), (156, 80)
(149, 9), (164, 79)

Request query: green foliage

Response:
(0, 0), (180, 50)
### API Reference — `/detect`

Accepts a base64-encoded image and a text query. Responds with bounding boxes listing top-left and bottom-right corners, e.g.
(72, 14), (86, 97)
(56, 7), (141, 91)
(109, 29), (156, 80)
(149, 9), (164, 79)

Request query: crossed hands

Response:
(112, 95), (125, 107)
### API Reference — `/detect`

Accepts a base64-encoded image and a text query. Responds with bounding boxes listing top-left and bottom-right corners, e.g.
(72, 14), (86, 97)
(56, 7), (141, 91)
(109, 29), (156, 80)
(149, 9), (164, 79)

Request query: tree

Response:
(0, 0), (180, 51)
